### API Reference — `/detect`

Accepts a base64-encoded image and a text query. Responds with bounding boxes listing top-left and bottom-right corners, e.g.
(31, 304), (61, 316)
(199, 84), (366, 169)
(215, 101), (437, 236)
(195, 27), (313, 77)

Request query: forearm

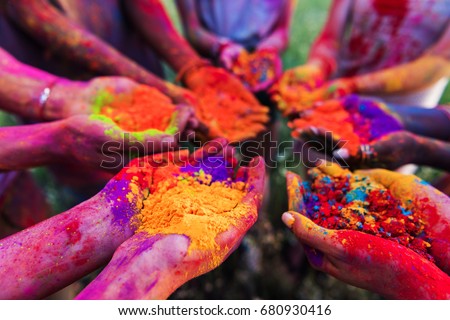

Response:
(258, 29), (289, 52)
(0, 121), (62, 170)
(76, 233), (190, 300)
(125, 0), (202, 73)
(0, 193), (132, 299)
(389, 105), (450, 140)
(352, 55), (450, 95)
(8, 0), (168, 92)
(414, 135), (450, 171)
(0, 48), (60, 120)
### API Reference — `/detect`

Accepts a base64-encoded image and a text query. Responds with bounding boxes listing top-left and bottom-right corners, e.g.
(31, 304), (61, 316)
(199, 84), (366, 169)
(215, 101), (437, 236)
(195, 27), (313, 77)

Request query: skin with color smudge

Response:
(283, 162), (450, 299)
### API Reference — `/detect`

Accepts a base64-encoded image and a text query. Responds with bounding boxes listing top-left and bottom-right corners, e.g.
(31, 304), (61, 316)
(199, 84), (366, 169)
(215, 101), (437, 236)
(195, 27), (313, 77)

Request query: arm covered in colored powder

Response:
(0, 115), (177, 171)
(0, 173), (141, 299)
(338, 25), (450, 96)
(0, 47), (59, 120)
(273, 0), (351, 93)
(284, 168), (450, 299)
(125, 0), (205, 74)
(6, 0), (177, 97)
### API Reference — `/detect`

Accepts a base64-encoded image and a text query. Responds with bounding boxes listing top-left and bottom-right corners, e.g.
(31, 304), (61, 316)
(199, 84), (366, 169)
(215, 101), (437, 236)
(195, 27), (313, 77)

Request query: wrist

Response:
(41, 78), (81, 120)
(175, 58), (212, 84)
(213, 37), (233, 57)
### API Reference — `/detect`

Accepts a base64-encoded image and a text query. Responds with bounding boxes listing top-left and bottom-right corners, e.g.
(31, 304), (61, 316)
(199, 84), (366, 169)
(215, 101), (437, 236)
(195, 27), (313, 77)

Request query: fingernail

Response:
(333, 148), (350, 159)
(282, 212), (295, 228)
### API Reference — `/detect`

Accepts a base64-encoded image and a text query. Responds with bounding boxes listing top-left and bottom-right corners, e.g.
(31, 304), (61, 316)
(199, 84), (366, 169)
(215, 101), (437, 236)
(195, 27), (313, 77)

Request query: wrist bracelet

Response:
(175, 58), (212, 84)
(37, 81), (56, 120)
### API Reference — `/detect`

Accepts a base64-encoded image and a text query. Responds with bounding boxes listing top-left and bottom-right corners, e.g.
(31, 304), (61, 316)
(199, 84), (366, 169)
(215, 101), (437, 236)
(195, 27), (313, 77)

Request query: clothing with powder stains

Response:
(337, 0), (450, 107)
(194, 0), (289, 50)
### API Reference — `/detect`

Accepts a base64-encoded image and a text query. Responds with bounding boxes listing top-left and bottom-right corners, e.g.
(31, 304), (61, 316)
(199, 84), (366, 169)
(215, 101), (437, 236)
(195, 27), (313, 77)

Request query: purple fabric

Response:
(196, 0), (288, 49)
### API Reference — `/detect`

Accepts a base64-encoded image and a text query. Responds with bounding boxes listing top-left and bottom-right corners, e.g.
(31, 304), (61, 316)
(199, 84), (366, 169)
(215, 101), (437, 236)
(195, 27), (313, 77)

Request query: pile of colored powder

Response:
(301, 167), (434, 261)
(290, 97), (402, 155)
(193, 86), (269, 142)
(271, 80), (326, 115)
(132, 160), (250, 263)
(231, 50), (277, 90)
(95, 85), (176, 132)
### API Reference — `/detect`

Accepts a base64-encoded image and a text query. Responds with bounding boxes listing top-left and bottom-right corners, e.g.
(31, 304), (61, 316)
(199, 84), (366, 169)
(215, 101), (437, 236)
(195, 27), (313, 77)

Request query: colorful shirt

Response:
(195, 0), (289, 49)
(338, 0), (450, 107)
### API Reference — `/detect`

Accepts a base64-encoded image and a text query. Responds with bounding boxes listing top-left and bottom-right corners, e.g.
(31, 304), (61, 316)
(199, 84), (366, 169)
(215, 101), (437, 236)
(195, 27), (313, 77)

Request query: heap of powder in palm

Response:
(94, 85), (175, 132)
(132, 161), (249, 255)
(290, 97), (402, 155)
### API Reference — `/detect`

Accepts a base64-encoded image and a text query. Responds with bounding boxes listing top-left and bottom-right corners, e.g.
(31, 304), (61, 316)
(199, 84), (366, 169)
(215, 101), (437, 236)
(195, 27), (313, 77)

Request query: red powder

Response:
(231, 50), (277, 90)
(302, 167), (434, 262)
(100, 85), (175, 132)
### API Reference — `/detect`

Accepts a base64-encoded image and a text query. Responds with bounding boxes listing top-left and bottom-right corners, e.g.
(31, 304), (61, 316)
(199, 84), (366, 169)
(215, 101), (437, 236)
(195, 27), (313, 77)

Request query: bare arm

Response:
(307, 0), (352, 78)
(125, 0), (205, 73)
(7, 0), (171, 94)
(0, 47), (60, 120)
(351, 26), (450, 95)
(175, 0), (225, 57)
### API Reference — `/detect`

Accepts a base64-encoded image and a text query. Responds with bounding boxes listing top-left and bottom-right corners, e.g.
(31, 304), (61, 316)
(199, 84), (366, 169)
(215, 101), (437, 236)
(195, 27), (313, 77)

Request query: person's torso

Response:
(0, 0), (163, 79)
(196, 0), (287, 50)
(338, 0), (450, 77)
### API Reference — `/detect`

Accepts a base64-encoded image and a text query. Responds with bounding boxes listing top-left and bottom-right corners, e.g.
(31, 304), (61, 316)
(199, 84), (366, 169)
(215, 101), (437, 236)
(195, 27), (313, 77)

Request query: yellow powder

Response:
(136, 175), (249, 255)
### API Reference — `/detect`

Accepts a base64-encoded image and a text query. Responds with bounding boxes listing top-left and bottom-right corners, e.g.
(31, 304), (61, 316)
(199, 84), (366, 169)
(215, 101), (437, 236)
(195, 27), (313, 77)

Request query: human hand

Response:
(219, 42), (245, 70)
(283, 165), (450, 299)
(75, 142), (265, 299)
(54, 105), (192, 170)
(45, 76), (140, 119)
(333, 131), (420, 170)
(231, 49), (282, 92)
(184, 66), (269, 142)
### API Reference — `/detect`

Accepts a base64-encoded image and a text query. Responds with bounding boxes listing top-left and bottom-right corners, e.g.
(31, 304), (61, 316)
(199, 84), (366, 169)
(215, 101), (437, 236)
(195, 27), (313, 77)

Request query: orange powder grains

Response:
(194, 87), (269, 141)
(231, 50), (277, 89)
(135, 172), (249, 254)
(99, 85), (175, 132)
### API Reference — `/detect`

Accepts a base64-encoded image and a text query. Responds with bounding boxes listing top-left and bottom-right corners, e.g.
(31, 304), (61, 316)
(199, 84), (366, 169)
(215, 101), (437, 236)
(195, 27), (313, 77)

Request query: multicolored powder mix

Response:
(122, 155), (251, 269)
(300, 167), (434, 262)
(231, 50), (277, 91)
(93, 85), (176, 132)
(270, 75), (325, 115)
(290, 96), (403, 155)
(193, 86), (269, 142)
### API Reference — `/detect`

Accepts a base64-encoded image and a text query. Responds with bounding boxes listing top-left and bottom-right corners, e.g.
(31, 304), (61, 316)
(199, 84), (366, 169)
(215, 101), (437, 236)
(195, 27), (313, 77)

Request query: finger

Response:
(315, 159), (349, 177)
(303, 245), (325, 270)
(240, 156), (265, 208)
(282, 211), (341, 256)
(170, 105), (194, 135)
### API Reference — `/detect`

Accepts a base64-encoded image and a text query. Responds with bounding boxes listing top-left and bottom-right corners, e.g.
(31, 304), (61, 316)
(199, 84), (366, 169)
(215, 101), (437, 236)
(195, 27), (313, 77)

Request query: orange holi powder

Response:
(231, 50), (277, 89)
(193, 86), (269, 142)
(290, 100), (361, 155)
(272, 84), (329, 115)
(135, 172), (249, 257)
(99, 85), (175, 132)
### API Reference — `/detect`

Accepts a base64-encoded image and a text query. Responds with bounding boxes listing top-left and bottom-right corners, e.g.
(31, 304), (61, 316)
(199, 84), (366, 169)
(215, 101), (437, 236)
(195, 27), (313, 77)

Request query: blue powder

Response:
(345, 187), (368, 203)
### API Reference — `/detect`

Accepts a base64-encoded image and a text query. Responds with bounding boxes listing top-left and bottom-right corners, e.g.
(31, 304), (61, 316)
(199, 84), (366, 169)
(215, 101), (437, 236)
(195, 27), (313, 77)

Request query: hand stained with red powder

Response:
(283, 162), (450, 299)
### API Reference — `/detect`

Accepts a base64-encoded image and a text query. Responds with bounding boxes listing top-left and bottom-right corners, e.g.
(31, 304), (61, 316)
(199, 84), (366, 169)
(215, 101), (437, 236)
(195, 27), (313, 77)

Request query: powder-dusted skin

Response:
(231, 50), (277, 89)
(290, 97), (402, 155)
(96, 85), (176, 132)
(301, 167), (434, 261)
